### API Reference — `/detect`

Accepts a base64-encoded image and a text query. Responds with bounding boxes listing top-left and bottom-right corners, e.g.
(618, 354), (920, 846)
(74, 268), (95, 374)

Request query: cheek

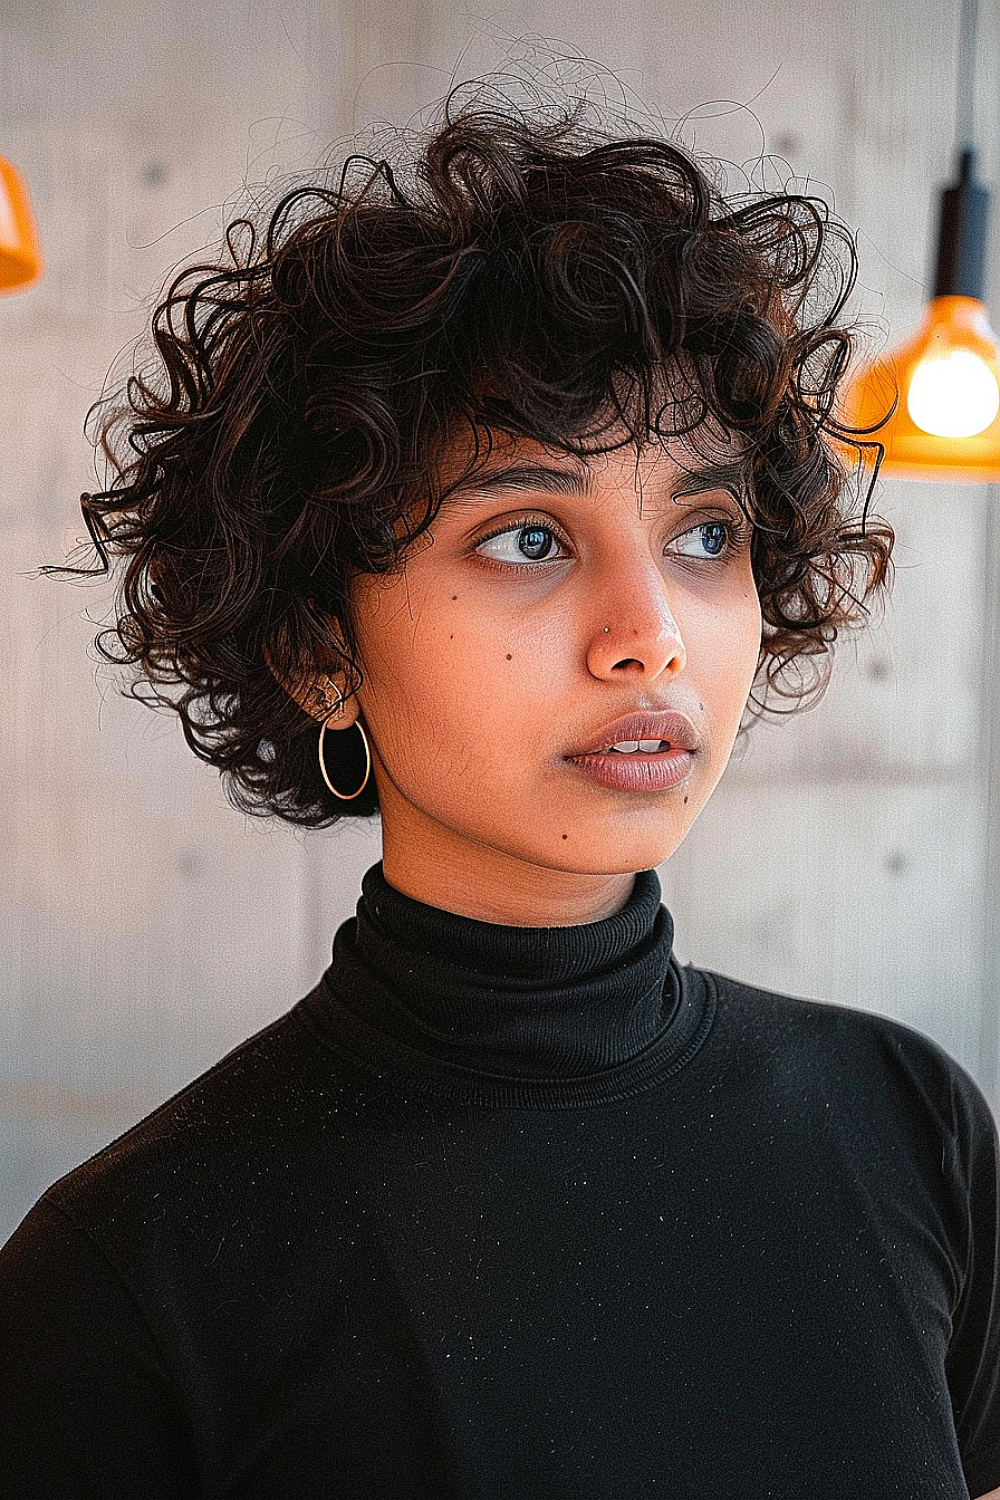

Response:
(685, 592), (760, 798)
(736, 590), (764, 686)
(356, 609), (491, 760)
(690, 588), (761, 722)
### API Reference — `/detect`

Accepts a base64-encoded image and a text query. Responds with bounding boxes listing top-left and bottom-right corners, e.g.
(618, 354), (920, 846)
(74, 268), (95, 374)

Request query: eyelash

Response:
(474, 517), (570, 568)
(473, 514), (752, 570)
(671, 518), (753, 562)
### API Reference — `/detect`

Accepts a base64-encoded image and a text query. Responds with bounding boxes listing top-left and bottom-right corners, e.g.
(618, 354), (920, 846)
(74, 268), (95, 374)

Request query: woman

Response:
(1, 94), (998, 1498)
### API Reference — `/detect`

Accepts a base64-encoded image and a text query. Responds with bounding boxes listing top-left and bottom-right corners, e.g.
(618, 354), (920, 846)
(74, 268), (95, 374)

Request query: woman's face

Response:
(346, 432), (762, 924)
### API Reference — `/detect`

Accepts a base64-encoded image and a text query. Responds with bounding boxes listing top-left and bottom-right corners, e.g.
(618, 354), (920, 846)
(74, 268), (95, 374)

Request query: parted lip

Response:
(569, 709), (702, 757)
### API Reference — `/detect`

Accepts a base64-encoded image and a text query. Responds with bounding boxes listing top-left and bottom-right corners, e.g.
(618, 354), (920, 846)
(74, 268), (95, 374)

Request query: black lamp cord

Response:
(932, 0), (989, 299)
(957, 0), (978, 153)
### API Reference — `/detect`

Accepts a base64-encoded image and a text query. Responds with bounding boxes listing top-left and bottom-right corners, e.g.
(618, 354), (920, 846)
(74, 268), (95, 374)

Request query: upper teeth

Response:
(608, 740), (665, 753)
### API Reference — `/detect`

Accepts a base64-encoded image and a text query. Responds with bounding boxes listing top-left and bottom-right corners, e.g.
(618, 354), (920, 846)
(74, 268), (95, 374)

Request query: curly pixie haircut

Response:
(76, 96), (892, 826)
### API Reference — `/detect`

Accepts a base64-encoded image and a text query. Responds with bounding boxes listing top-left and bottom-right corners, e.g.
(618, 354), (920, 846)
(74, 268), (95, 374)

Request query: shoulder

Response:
(694, 964), (997, 1159)
(32, 990), (342, 1248)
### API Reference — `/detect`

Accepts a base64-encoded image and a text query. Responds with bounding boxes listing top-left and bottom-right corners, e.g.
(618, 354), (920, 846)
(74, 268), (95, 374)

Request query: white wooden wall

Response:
(1, 0), (998, 1244)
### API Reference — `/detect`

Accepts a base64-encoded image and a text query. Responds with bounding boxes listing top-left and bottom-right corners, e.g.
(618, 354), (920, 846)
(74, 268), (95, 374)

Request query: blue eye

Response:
(673, 522), (730, 559)
(477, 524), (565, 564)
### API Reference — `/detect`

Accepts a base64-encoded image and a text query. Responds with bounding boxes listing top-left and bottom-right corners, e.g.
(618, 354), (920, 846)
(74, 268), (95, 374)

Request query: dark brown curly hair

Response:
(68, 96), (892, 825)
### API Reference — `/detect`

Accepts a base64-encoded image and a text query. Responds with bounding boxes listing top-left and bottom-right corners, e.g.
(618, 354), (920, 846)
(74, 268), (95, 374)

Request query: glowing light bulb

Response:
(906, 349), (1000, 437)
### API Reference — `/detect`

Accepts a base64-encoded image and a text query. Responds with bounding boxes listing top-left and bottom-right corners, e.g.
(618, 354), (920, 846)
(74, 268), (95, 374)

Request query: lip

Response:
(565, 748), (695, 794)
(569, 710), (702, 758)
(563, 709), (701, 794)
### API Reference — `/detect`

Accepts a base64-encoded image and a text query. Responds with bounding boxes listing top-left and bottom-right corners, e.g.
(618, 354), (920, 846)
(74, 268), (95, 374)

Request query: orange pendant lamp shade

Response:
(846, 297), (1000, 480)
(0, 154), (43, 294)
(844, 150), (1000, 481)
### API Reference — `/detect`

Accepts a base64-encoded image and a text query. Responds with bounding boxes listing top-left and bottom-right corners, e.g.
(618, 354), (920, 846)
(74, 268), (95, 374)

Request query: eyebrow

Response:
(447, 464), (593, 503)
(671, 460), (751, 503)
(446, 458), (749, 506)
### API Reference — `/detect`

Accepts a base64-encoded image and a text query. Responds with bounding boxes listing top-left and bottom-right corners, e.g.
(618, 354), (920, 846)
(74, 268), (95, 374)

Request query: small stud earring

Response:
(313, 678), (346, 720)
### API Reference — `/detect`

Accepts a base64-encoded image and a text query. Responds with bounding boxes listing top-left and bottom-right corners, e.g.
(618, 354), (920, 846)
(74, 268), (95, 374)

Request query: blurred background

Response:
(2, 0), (999, 1243)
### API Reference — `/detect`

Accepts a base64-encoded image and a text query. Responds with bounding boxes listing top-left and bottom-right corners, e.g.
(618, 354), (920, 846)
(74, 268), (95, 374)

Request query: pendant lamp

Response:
(0, 153), (42, 295)
(843, 0), (1000, 480)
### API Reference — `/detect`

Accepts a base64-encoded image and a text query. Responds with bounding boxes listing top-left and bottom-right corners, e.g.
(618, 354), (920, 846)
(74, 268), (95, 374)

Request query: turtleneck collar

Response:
(354, 863), (676, 1076)
(303, 863), (715, 1107)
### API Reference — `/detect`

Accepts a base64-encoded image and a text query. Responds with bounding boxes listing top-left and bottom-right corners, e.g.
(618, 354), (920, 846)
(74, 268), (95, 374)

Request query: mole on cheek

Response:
(561, 833), (568, 840)
(505, 654), (512, 661)
(452, 596), (458, 601)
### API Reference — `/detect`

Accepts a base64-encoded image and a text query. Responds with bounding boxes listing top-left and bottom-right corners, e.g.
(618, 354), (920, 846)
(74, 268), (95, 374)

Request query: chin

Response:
(542, 823), (695, 878)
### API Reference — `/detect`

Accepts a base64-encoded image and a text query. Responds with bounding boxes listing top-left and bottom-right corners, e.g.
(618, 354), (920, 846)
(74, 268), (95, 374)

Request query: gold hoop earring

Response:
(318, 715), (372, 801)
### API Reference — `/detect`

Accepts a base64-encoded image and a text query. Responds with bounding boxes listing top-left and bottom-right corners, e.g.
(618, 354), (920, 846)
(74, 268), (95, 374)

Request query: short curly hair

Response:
(71, 95), (892, 826)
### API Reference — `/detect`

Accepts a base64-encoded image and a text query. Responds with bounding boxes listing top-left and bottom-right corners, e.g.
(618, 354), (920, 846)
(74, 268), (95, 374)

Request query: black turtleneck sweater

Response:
(1, 867), (999, 1498)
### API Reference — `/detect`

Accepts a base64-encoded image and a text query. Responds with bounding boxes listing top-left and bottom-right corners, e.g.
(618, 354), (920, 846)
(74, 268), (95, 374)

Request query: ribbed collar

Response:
(302, 864), (715, 1107)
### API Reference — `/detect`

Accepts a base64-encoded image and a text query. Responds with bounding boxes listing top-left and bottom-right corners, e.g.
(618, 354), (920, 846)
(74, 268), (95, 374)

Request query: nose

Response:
(585, 565), (687, 681)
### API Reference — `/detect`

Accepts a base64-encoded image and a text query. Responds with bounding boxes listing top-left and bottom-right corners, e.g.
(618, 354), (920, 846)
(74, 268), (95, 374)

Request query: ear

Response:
(263, 622), (360, 727)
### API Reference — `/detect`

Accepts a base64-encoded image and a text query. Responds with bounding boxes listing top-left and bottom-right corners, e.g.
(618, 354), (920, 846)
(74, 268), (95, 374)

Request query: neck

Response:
(380, 818), (636, 927)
